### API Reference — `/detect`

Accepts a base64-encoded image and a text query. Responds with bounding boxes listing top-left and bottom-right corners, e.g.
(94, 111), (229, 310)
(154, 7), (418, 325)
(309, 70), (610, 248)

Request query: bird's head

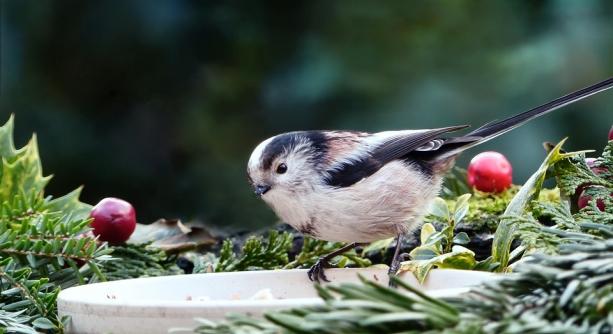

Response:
(247, 132), (328, 202)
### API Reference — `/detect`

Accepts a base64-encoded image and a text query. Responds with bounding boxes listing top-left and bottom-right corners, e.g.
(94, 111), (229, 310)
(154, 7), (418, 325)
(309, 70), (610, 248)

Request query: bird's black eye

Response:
(276, 163), (287, 174)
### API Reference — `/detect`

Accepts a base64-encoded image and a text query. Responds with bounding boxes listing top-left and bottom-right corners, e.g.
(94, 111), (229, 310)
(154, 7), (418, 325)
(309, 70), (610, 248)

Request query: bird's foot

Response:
(308, 257), (331, 283)
(388, 253), (409, 288)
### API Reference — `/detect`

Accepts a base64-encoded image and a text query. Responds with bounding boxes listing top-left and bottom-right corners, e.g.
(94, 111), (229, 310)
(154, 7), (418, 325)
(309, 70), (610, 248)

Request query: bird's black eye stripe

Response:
(276, 163), (287, 174)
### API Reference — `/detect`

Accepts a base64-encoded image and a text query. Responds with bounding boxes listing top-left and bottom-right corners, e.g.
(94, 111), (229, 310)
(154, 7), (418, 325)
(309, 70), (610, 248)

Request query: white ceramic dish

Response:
(58, 268), (496, 334)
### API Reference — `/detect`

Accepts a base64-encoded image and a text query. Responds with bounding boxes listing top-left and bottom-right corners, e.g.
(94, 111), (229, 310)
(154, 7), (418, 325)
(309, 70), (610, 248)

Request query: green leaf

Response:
(452, 232), (470, 245)
(429, 197), (450, 221)
(423, 227), (449, 247)
(0, 115), (18, 159)
(453, 193), (471, 223)
(45, 187), (92, 221)
(25, 253), (37, 268)
(360, 311), (429, 326)
(337, 256), (348, 268)
(32, 317), (56, 330)
(437, 246), (477, 270)
(409, 246), (439, 260)
(492, 138), (586, 272)
(0, 135), (51, 202)
(401, 245), (477, 283)
(419, 223), (436, 244)
(362, 237), (394, 255)
(473, 256), (499, 271)
(398, 260), (436, 284)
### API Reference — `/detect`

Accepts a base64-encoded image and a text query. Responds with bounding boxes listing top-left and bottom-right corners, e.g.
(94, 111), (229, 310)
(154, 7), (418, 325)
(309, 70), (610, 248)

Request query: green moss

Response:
(429, 186), (561, 232)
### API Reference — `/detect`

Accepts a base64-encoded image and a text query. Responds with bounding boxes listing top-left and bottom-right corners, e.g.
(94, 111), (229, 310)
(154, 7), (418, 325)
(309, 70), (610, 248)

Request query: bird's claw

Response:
(308, 258), (331, 283)
(388, 252), (409, 288)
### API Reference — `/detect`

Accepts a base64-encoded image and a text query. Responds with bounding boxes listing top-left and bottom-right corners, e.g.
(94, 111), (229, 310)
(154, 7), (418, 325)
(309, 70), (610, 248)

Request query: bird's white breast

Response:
(264, 160), (443, 243)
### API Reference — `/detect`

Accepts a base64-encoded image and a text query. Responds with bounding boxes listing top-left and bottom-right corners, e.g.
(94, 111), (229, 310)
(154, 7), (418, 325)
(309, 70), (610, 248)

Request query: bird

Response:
(246, 77), (613, 283)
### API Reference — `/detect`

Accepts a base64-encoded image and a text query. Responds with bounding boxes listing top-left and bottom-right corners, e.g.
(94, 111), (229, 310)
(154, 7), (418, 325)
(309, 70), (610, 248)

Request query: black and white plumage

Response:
(247, 77), (613, 282)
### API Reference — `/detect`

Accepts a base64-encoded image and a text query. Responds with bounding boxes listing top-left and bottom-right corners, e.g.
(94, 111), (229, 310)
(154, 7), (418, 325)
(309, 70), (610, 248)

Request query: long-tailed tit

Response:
(247, 78), (613, 282)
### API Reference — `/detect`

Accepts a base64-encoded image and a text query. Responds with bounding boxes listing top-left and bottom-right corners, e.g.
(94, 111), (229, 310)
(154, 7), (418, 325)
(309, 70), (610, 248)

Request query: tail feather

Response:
(433, 77), (613, 160)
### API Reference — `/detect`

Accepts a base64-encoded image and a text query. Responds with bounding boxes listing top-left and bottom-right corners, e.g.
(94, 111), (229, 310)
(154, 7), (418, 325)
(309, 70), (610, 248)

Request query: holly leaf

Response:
(0, 115), (18, 159)
(0, 116), (91, 219)
(45, 187), (92, 221)
(0, 135), (51, 202)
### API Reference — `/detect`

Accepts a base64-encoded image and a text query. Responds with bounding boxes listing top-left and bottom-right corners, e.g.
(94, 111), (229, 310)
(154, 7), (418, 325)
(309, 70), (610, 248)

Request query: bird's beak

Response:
(254, 184), (271, 197)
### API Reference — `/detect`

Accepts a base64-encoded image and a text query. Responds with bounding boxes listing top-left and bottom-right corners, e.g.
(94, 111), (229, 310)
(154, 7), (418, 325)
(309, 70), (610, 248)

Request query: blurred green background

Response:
(0, 1), (611, 231)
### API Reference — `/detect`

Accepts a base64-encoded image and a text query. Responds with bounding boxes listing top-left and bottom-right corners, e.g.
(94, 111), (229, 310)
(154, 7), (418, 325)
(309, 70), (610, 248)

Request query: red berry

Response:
(578, 186), (612, 212)
(608, 125), (613, 141)
(577, 192), (606, 211)
(467, 151), (513, 193)
(585, 157), (607, 175)
(575, 158), (609, 196)
(90, 197), (136, 245)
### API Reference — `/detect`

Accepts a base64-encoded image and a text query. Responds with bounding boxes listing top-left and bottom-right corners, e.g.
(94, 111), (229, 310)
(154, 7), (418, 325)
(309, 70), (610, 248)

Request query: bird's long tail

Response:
(433, 77), (613, 160)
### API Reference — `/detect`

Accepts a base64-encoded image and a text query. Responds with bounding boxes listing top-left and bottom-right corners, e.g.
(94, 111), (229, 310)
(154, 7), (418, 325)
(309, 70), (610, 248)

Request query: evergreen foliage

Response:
(1, 113), (611, 333)
(284, 237), (371, 270)
(95, 243), (181, 282)
(192, 231), (371, 273)
(0, 116), (178, 332)
(0, 116), (111, 331)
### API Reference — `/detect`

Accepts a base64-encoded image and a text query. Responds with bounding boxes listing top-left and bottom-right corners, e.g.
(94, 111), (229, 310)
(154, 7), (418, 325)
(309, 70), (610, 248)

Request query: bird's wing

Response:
(324, 78), (613, 188)
(324, 125), (468, 187)
(370, 125), (469, 163)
